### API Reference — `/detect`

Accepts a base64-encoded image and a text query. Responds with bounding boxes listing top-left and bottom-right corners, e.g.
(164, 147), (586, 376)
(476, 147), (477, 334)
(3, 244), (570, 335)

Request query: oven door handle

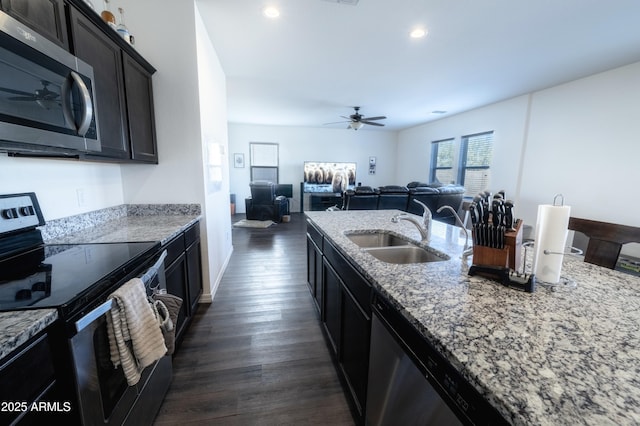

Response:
(141, 249), (167, 286)
(75, 299), (113, 333)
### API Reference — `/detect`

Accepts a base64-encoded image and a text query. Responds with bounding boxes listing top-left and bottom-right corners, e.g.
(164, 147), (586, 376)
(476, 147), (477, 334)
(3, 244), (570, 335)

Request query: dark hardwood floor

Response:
(154, 213), (354, 425)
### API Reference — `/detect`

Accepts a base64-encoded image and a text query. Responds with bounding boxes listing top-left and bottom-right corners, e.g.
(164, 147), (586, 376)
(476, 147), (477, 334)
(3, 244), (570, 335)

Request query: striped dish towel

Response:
(106, 278), (167, 386)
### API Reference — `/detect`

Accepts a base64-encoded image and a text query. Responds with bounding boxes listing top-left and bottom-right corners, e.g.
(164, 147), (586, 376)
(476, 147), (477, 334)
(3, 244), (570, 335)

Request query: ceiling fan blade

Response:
(363, 116), (386, 121)
(361, 120), (385, 126)
(323, 120), (351, 125)
(8, 96), (37, 101)
(0, 87), (34, 96)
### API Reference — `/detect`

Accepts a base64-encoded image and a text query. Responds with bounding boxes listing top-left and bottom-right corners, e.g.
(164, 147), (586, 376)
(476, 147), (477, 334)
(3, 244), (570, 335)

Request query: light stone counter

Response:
(41, 204), (201, 245)
(306, 210), (640, 426)
(0, 310), (58, 361)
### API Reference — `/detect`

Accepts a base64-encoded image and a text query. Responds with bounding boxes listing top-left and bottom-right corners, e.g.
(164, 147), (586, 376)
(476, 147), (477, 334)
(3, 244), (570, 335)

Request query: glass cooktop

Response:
(0, 241), (158, 316)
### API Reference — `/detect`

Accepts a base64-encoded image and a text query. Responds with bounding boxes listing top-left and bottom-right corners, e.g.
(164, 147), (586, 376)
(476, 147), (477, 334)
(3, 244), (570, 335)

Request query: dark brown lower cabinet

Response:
(307, 220), (371, 425)
(0, 329), (58, 425)
(163, 222), (202, 354)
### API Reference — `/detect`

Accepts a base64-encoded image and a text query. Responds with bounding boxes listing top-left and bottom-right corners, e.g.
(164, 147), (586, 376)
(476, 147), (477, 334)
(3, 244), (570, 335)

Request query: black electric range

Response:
(0, 192), (159, 322)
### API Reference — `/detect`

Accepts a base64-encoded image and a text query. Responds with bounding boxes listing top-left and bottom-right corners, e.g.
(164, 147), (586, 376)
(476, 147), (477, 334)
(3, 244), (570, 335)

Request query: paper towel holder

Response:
(553, 193), (564, 206)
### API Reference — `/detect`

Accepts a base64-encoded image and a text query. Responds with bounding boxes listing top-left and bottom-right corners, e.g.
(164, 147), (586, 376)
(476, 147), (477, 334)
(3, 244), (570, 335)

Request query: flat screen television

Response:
(303, 161), (356, 193)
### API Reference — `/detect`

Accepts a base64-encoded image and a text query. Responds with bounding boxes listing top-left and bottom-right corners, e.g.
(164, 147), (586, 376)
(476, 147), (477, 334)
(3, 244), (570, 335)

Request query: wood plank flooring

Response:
(154, 213), (354, 425)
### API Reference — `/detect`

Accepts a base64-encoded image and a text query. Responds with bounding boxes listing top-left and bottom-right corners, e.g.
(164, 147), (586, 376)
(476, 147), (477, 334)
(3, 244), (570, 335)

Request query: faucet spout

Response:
(436, 205), (470, 252)
(391, 199), (433, 243)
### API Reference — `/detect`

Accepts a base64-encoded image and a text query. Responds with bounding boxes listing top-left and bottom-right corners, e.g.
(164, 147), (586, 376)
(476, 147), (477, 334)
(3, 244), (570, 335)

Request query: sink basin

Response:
(364, 246), (450, 264)
(345, 231), (414, 248)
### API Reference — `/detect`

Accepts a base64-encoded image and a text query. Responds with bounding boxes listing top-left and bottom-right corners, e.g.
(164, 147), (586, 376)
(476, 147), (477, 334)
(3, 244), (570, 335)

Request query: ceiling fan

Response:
(0, 80), (60, 110)
(326, 106), (387, 130)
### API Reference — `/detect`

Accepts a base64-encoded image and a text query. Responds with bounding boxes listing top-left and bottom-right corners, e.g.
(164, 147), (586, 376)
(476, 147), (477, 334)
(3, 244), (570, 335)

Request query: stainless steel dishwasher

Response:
(366, 294), (508, 426)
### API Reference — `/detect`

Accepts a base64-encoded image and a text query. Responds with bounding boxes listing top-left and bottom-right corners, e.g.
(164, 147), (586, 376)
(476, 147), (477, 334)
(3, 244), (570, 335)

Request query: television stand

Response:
(310, 193), (342, 211)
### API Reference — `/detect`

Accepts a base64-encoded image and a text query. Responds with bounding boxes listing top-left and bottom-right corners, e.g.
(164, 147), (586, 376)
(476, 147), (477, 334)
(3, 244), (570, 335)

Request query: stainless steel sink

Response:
(345, 230), (450, 264)
(364, 246), (450, 264)
(345, 231), (414, 248)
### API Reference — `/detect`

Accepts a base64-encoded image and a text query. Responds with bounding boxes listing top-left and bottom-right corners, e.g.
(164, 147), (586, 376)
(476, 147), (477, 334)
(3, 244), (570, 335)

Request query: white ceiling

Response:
(196, 0), (640, 131)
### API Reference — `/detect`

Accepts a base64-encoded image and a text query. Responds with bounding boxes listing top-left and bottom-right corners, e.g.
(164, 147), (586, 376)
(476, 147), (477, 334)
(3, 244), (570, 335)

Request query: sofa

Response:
(341, 183), (466, 225)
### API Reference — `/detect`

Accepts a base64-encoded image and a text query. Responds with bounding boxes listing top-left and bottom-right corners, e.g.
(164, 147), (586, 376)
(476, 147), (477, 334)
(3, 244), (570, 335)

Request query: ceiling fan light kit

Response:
(349, 121), (364, 130)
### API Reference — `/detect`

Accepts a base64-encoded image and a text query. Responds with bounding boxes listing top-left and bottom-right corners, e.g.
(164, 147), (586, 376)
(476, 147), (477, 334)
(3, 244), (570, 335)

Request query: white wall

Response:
(118, 0), (233, 301)
(396, 96), (530, 199)
(0, 155), (124, 220)
(194, 4), (233, 299)
(397, 61), (640, 254)
(228, 125), (398, 212)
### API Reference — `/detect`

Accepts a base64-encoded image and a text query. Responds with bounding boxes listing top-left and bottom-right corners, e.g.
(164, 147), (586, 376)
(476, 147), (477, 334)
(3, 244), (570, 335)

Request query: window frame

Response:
(457, 131), (494, 195)
(429, 138), (455, 184)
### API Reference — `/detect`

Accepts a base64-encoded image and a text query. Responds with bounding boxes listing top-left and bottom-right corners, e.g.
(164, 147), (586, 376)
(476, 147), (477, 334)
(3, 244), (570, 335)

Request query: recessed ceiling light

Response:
(410, 28), (427, 39)
(263, 6), (280, 18)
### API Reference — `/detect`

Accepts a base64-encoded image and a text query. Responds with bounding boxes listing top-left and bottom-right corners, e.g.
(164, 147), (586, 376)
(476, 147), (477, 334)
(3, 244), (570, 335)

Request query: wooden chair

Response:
(568, 217), (640, 269)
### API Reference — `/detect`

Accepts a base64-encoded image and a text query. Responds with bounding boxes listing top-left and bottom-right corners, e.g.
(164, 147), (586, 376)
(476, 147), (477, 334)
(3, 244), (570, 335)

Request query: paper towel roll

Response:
(532, 204), (571, 283)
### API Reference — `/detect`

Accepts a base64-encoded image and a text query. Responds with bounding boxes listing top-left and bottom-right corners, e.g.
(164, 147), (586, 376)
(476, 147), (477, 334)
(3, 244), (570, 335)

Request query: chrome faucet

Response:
(391, 199), (432, 243)
(436, 205), (472, 258)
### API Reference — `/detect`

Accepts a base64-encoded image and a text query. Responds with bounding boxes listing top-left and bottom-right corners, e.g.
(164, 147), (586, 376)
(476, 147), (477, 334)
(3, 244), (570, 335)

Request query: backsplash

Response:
(40, 204), (201, 242)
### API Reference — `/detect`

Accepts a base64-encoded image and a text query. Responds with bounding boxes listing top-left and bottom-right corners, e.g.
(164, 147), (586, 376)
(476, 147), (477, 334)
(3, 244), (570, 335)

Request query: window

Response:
(249, 142), (279, 183)
(458, 131), (493, 196)
(429, 139), (455, 184)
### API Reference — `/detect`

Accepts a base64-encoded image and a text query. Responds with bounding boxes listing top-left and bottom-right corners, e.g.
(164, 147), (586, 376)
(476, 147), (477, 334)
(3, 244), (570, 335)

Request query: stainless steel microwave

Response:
(0, 11), (100, 155)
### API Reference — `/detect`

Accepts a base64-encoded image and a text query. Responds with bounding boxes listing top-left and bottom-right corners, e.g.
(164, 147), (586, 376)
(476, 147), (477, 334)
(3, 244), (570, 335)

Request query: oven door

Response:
(69, 250), (169, 426)
(0, 10), (100, 154)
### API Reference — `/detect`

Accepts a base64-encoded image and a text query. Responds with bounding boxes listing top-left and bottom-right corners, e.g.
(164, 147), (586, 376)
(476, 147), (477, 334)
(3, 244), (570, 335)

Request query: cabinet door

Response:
(69, 6), (130, 159)
(306, 236), (323, 315)
(1, 0), (68, 49)
(122, 52), (158, 163)
(322, 258), (341, 356)
(186, 239), (202, 315)
(340, 287), (370, 418)
(165, 252), (188, 348)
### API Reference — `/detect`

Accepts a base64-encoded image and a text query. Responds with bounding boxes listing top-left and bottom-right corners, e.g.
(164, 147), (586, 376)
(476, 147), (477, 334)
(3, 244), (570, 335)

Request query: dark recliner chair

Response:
(344, 186), (379, 210)
(407, 186), (440, 215)
(245, 182), (288, 222)
(377, 185), (409, 210)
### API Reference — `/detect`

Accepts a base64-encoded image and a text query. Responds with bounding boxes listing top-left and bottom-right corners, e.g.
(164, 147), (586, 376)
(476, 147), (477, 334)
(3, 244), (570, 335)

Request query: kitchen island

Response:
(306, 210), (640, 425)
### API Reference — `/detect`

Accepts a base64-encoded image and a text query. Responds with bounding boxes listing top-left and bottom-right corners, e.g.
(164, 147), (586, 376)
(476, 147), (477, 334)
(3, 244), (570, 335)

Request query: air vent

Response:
(322, 0), (360, 5)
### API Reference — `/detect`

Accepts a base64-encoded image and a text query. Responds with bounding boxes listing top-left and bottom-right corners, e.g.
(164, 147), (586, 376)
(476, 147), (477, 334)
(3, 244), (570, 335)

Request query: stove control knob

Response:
(19, 206), (35, 216)
(2, 208), (18, 219)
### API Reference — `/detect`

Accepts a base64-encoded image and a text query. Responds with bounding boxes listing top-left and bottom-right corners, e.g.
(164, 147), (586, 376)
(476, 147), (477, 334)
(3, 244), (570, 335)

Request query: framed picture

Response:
(234, 153), (245, 168)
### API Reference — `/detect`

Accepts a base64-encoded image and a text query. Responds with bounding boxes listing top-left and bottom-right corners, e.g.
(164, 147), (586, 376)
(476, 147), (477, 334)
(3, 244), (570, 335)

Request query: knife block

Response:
(472, 220), (523, 270)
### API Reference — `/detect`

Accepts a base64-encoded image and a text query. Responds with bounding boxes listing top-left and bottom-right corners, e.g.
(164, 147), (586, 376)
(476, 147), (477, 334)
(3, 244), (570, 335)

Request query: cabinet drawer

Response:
(164, 233), (186, 266)
(306, 220), (323, 251)
(184, 223), (200, 247)
(323, 240), (372, 316)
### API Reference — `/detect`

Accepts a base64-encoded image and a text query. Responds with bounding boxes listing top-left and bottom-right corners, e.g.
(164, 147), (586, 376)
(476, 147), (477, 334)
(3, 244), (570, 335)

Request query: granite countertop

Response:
(44, 215), (201, 245)
(306, 210), (640, 426)
(0, 310), (58, 361)
(42, 204), (202, 245)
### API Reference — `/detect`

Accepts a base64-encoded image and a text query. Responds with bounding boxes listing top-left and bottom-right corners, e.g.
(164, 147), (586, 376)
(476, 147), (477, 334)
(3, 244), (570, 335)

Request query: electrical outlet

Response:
(76, 188), (86, 207)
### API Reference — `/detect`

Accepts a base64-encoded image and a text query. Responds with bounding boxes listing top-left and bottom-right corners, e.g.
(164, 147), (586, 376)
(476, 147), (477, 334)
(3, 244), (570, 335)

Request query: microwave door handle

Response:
(60, 76), (75, 132)
(70, 71), (94, 136)
(61, 72), (94, 136)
